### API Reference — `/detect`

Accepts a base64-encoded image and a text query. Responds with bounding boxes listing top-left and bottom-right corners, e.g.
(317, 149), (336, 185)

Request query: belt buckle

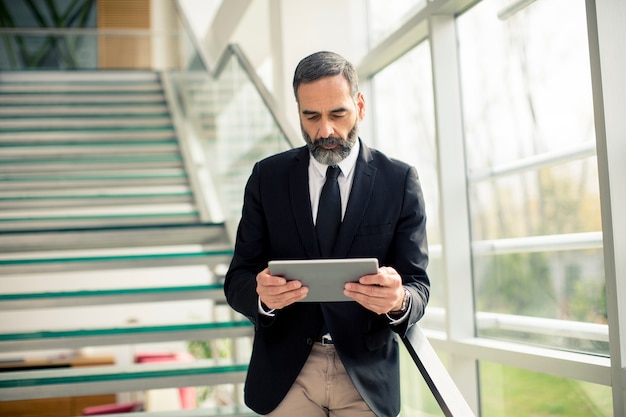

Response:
(321, 333), (333, 345)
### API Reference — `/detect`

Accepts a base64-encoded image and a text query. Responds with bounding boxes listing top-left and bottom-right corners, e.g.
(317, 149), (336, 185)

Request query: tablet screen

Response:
(268, 258), (379, 302)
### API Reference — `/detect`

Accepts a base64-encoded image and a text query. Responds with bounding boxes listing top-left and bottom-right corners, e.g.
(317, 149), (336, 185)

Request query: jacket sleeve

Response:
(224, 162), (270, 326)
(388, 165), (430, 336)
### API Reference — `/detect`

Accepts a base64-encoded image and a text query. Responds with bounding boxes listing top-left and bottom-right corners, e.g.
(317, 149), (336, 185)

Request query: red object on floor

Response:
(135, 351), (196, 409)
(82, 401), (142, 415)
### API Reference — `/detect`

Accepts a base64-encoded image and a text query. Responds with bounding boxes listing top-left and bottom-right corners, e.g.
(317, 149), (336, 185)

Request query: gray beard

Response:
(302, 122), (359, 166)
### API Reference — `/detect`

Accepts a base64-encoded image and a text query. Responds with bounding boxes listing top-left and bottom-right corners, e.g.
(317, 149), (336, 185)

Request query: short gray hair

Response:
(292, 51), (359, 101)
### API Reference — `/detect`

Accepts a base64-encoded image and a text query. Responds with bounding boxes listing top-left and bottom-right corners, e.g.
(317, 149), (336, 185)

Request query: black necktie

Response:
(316, 166), (341, 257)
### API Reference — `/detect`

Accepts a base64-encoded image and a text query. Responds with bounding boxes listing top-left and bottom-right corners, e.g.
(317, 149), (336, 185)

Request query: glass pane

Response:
(457, 0), (605, 354)
(469, 158), (602, 241)
(479, 361), (613, 417)
(169, 58), (290, 222)
(457, 0), (595, 171)
(474, 248), (608, 355)
(0, 0), (97, 28)
(368, 42), (444, 316)
(366, 0), (427, 47)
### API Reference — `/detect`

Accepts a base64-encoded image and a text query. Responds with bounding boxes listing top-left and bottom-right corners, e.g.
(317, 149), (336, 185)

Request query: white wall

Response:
(266, 0), (369, 133)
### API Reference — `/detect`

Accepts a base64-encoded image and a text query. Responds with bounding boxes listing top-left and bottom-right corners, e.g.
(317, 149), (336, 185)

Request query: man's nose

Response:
(318, 120), (334, 138)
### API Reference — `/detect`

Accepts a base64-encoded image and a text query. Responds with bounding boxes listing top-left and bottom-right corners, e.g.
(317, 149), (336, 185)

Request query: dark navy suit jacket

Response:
(224, 140), (429, 417)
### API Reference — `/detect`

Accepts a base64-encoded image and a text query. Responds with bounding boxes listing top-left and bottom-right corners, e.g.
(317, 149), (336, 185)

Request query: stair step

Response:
(0, 144), (179, 161)
(0, 83), (163, 94)
(0, 93), (167, 105)
(0, 359), (248, 401)
(0, 205), (201, 233)
(0, 185), (190, 197)
(0, 185), (193, 209)
(0, 284), (226, 310)
(0, 154), (183, 172)
(0, 117), (174, 131)
(0, 203), (197, 220)
(2, 137), (176, 146)
(0, 130), (176, 144)
(0, 196), (193, 209)
(0, 245), (231, 274)
(1, 169), (186, 180)
(0, 244), (230, 262)
(0, 178), (188, 190)
(0, 320), (253, 352)
(0, 105), (169, 118)
(0, 217), (201, 232)
(0, 223), (230, 251)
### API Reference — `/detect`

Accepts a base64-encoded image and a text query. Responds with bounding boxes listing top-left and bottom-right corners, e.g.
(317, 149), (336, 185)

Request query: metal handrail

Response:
(401, 325), (476, 417)
(422, 307), (609, 343)
(469, 141), (596, 182)
(472, 231), (603, 254)
(223, 44), (302, 149)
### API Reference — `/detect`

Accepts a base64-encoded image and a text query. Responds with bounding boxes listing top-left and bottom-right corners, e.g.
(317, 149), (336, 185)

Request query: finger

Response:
(263, 286), (308, 309)
(357, 274), (379, 286)
(263, 280), (303, 297)
(345, 284), (397, 314)
(345, 282), (388, 302)
(361, 269), (401, 288)
(260, 275), (288, 286)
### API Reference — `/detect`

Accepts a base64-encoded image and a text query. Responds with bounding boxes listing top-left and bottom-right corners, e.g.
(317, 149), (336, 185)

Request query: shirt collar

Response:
(311, 139), (360, 178)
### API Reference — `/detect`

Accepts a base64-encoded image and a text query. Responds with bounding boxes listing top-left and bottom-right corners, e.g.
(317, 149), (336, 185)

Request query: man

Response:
(224, 51), (429, 417)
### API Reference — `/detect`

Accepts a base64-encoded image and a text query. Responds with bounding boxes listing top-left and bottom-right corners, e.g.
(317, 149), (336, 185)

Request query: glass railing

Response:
(161, 5), (300, 232)
(163, 44), (294, 231)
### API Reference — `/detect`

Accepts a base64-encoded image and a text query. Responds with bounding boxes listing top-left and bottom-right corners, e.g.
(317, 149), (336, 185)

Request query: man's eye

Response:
(307, 115), (320, 121)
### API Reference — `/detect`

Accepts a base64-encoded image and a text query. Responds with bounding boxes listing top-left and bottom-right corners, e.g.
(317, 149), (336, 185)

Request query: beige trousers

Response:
(263, 342), (377, 417)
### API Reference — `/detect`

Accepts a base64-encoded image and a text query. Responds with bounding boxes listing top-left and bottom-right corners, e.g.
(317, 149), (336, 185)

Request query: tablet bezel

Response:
(268, 258), (379, 302)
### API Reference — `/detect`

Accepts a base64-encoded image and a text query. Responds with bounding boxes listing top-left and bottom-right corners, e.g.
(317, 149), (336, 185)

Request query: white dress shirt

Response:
(308, 141), (359, 224)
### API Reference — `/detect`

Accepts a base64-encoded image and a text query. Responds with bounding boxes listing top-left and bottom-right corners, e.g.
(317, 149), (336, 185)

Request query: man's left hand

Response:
(344, 266), (405, 315)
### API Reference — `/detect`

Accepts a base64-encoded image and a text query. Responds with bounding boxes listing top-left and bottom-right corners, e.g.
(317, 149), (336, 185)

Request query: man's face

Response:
(297, 74), (365, 165)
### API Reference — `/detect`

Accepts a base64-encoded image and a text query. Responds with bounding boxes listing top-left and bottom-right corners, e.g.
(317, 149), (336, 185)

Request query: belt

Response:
(320, 333), (333, 345)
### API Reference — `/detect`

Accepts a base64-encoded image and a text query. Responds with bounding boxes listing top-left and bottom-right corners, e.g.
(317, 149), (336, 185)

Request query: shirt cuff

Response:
(386, 296), (412, 325)
(258, 296), (276, 317)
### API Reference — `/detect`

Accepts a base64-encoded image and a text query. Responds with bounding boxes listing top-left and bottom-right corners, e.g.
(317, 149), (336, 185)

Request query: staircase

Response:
(0, 71), (254, 415)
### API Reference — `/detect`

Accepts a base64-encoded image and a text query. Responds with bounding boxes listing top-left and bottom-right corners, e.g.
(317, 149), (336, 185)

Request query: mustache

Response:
(312, 136), (344, 149)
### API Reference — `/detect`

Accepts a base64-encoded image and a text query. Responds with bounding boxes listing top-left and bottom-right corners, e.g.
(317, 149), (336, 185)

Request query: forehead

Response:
(297, 75), (353, 109)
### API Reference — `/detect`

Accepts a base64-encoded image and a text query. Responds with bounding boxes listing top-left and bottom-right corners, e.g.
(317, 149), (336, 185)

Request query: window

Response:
(367, 42), (444, 313)
(457, 0), (606, 354)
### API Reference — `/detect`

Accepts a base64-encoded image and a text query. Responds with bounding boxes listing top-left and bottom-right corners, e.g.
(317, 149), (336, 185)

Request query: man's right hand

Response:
(256, 267), (309, 310)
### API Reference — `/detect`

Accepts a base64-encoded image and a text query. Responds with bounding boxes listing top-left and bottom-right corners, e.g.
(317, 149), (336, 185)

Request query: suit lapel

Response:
(289, 148), (320, 258)
(334, 142), (376, 258)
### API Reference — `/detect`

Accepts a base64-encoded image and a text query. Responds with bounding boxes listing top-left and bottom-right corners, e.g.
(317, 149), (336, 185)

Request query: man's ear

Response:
(357, 92), (366, 120)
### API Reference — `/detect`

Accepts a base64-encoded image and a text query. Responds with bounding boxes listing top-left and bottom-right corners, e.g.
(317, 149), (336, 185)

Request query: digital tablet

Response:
(268, 258), (379, 302)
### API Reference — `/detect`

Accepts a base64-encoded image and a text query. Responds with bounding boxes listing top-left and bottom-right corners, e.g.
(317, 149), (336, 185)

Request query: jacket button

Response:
(306, 338), (313, 346)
